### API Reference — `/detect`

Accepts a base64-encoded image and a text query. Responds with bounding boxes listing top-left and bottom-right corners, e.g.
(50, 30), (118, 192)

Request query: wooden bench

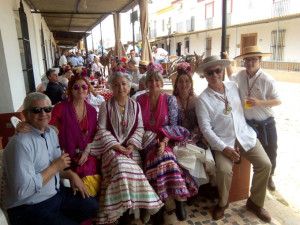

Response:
(0, 112), (25, 148)
(229, 156), (251, 202)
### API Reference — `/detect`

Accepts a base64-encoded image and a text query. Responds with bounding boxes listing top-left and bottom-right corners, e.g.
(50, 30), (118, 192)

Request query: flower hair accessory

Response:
(176, 62), (192, 74)
(115, 67), (127, 73)
(147, 61), (163, 74)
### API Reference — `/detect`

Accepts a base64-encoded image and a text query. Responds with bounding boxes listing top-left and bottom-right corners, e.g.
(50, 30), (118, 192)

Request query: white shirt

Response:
(196, 82), (257, 152)
(229, 68), (281, 121)
(92, 62), (104, 72)
(153, 48), (168, 61)
(59, 55), (67, 67)
(86, 94), (105, 115)
(130, 70), (141, 91)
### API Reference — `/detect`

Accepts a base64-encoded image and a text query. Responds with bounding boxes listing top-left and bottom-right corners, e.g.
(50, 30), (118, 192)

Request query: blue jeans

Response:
(7, 186), (99, 225)
(155, 58), (168, 63)
(247, 118), (278, 175)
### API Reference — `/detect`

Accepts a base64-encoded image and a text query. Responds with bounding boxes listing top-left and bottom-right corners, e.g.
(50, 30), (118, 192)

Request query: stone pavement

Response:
(160, 69), (300, 224)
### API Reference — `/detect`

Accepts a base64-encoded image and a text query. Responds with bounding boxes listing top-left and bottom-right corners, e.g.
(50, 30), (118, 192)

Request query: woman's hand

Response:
(15, 121), (31, 134)
(112, 144), (132, 155)
(156, 142), (166, 156)
(78, 153), (88, 166)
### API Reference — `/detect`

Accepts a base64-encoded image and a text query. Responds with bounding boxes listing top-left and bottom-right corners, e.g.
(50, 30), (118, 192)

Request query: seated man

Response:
(46, 69), (67, 105)
(152, 46), (168, 63)
(195, 56), (272, 222)
(3, 92), (98, 225)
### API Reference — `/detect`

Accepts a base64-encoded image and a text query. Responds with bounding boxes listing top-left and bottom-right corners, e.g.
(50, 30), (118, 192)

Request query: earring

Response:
(189, 88), (193, 95)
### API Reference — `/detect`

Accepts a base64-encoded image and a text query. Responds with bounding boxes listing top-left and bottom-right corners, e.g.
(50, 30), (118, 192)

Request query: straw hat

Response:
(138, 60), (149, 68)
(234, 46), (272, 60)
(152, 46), (157, 51)
(196, 55), (230, 74)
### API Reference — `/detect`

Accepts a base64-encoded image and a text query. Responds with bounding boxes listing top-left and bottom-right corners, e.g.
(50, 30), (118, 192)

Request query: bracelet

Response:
(83, 150), (89, 156)
(162, 140), (168, 147)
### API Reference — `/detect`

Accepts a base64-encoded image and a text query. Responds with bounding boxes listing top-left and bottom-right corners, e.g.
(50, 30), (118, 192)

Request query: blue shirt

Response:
(3, 126), (61, 209)
(68, 56), (79, 67)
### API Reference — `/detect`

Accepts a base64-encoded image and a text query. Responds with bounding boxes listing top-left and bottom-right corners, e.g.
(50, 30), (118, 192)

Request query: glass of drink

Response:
(245, 97), (252, 109)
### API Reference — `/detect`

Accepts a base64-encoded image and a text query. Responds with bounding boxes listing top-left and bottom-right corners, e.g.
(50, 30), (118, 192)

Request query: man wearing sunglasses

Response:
(3, 92), (98, 225)
(226, 46), (281, 192)
(195, 55), (272, 222)
(46, 69), (67, 105)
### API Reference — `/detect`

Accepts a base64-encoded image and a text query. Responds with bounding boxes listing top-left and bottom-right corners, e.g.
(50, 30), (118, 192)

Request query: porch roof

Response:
(25, 0), (138, 46)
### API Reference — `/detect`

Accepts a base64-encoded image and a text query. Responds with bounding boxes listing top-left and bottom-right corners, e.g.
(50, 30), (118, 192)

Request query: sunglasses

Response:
(28, 106), (53, 114)
(73, 84), (88, 90)
(243, 57), (259, 63)
(205, 68), (223, 76)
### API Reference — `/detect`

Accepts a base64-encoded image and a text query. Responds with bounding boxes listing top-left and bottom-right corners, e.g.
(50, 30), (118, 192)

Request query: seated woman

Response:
(136, 62), (191, 224)
(59, 66), (73, 88)
(90, 71), (163, 225)
(49, 75), (100, 199)
(173, 63), (215, 199)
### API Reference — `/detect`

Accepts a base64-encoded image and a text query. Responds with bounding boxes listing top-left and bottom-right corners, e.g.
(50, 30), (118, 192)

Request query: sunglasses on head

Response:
(205, 68), (223, 76)
(73, 84), (88, 90)
(29, 106), (53, 114)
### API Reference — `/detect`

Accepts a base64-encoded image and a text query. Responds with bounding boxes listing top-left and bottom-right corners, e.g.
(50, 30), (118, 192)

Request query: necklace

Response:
(150, 111), (156, 126)
(246, 70), (262, 98)
(116, 100), (126, 126)
(73, 102), (86, 123)
(214, 86), (232, 115)
(178, 95), (190, 127)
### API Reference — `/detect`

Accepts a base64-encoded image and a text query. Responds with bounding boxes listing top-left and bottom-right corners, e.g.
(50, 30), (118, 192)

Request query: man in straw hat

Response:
(152, 46), (168, 63)
(195, 55), (272, 222)
(138, 60), (149, 75)
(226, 46), (281, 191)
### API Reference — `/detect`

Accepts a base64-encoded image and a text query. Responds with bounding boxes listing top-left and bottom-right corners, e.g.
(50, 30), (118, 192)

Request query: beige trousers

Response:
(214, 139), (271, 207)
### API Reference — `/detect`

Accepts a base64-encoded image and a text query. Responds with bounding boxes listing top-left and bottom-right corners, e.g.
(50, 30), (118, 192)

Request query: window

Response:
(15, 2), (35, 93)
(40, 25), (48, 72)
(206, 37), (212, 57)
(226, 35), (230, 53)
(227, 0), (233, 14)
(185, 37), (190, 54)
(162, 19), (165, 32)
(205, 2), (214, 19)
(271, 29), (286, 61)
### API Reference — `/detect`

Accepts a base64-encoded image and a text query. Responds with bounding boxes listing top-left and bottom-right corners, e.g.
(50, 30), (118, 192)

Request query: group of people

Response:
(2, 45), (280, 225)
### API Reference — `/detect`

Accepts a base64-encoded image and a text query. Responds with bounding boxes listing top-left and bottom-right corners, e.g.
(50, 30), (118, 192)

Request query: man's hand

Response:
(52, 153), (71, 171)
(69, 172), (90, 198)
(222, 146), (240, 162)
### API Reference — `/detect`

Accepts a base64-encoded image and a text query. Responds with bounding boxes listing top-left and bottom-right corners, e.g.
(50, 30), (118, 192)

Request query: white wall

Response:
(0, 0), (55, 113)
(0, 0), (26, 113)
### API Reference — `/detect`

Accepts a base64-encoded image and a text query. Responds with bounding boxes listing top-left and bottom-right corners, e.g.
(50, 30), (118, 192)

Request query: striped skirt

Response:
(143, 146), (190, 201)
(94, 149), (163, 224)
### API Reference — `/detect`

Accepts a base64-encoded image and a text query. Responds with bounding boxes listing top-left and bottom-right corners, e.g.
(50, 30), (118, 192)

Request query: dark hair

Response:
(67, 75), (91, 99)
(173, 70), (194, 96)
(46, 69), (56, 77)
(128, 59), (136, 66)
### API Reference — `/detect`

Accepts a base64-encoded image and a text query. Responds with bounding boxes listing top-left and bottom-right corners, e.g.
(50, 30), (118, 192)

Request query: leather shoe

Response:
(175, 200), (187, 221)
(152, 206), (164, 225)
(246, 198), (271, 222)
(268, 176), (276, 191)
(212, 203), (229, 220)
